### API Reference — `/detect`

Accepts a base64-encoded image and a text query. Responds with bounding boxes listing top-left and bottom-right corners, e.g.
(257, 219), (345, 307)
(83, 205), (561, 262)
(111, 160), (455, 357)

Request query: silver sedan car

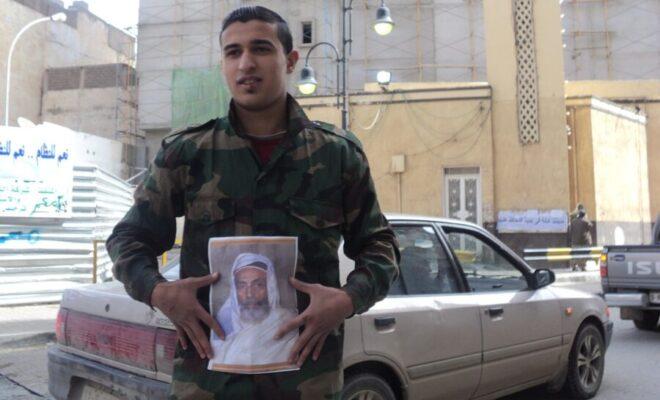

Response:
(48, 215), (612, 400)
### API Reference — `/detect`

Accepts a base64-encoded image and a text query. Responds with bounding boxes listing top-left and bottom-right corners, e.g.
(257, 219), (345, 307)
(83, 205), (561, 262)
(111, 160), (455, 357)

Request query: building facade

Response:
(135, 0), (658, 251)
(0, 0), (143, 177)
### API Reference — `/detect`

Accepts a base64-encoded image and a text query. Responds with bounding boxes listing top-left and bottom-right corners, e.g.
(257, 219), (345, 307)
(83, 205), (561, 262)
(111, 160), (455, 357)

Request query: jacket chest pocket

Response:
(288, 197), (344, 231)
(186, 197), (236, 237)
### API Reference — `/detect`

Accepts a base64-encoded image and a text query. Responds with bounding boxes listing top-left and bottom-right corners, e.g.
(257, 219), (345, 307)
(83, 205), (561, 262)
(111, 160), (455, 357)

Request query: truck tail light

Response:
(599, 254), (608, 278)
(55, 308), (68, 345)
(65, 310), (156, 371)
(155, 328), (177, 375)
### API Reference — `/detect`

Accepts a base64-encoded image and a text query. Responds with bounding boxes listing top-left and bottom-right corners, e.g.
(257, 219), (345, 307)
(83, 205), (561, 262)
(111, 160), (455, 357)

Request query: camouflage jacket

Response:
(106, 94), (399, 371)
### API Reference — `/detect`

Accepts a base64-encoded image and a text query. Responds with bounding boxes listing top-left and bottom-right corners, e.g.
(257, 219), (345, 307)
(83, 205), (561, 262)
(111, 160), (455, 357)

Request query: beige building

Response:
(566, 81), (660, 225)
(134, 0), (657, 251)
(0, 0), (143, 176)
(299, 0), (654, 252)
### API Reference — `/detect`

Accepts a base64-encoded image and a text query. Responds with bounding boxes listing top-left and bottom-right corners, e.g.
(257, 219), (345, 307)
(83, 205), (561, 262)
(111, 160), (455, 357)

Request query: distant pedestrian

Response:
(569, 203), (593, 271)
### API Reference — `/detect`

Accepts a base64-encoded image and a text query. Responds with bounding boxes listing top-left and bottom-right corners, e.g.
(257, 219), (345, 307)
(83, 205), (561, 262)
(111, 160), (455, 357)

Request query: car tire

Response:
(633, 310), (659, 331)
(563, 323), (605, 399)
(341, 373), (396, 400)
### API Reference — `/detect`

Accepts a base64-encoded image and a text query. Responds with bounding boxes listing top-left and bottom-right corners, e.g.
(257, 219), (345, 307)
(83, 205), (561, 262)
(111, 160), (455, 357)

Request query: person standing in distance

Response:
(569, 203), (593, 271)
(106, 6), (399, 399)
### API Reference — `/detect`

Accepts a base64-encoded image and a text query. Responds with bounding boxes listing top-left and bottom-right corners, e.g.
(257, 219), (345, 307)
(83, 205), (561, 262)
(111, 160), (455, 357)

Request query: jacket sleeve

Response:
(340, 144), (400, 315)
(106, 137), (189, 306)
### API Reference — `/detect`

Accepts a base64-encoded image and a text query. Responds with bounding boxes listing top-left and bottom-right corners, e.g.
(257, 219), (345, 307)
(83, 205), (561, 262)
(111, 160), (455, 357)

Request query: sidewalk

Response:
(0, 304), (57, 399)
(0, 304), (58, 346)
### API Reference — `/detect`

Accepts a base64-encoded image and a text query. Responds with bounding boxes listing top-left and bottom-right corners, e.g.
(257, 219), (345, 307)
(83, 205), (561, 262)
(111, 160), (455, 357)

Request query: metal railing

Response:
(523, 247), (603, 262)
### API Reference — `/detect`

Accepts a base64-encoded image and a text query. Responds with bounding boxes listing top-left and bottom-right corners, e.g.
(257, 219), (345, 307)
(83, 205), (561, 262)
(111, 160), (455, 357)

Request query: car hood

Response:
(61, 281), (174, 330)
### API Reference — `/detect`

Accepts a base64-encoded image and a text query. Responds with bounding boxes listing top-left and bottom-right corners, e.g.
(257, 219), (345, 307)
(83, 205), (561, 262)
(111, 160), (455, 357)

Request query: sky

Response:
(63, 0), (139, 33)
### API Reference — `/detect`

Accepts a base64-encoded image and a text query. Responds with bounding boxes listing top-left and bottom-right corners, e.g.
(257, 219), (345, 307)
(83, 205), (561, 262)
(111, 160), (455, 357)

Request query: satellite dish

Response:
(17, 117), (36, 128)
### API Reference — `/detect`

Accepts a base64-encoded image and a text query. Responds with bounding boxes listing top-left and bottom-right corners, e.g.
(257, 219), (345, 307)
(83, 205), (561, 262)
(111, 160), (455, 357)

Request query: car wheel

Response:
(341, 373), (396, 400)
(633, 310), (659, 331)
(563, 323), (605, 399)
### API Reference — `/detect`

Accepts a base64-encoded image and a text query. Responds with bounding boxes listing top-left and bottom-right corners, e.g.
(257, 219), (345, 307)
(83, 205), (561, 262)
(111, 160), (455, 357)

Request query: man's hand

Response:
(150, 273), (225, 359)
(275, 278), (354, 367)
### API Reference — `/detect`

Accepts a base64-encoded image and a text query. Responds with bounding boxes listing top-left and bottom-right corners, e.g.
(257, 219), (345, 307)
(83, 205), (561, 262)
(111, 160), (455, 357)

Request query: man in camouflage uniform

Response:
(107, 6), (399, 400)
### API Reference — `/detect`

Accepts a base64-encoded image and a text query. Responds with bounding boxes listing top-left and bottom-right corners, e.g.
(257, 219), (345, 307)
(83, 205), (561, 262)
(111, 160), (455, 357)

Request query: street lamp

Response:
(376, 70), (391, 86)
(4, 12), (67, 126)
(297, 0), (394, 129)
(374, 3), (395, 36)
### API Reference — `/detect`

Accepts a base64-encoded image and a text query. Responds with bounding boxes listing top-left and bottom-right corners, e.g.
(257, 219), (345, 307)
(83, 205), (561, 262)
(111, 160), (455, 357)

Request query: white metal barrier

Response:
(0, 164), (133, 306)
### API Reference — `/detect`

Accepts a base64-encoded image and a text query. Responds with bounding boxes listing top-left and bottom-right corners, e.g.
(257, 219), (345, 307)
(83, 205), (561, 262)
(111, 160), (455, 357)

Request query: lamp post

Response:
(298, 0), (394, 129)
(4, 12), (67, 126)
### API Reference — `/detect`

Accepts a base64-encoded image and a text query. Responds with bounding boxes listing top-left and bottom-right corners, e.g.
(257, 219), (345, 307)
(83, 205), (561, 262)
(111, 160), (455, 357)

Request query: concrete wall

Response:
(591, 102), (651, 245)
(567, 97), (651, 245)
(481, 0), (571, 254)
(483, 0), (570, 211)
(0, 0), (136, 127)
(566, 80), (660, 222)
(41, 64), (139, 143)
(298, 83), (495, 225)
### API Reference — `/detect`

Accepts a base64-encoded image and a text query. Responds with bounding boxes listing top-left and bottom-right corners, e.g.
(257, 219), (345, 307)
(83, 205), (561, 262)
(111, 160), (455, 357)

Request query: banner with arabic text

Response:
(0, 126), (73, 218)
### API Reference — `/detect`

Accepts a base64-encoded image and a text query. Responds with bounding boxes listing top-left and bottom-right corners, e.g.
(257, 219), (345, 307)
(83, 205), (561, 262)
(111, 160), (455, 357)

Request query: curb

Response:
(0, 332), (55, 350)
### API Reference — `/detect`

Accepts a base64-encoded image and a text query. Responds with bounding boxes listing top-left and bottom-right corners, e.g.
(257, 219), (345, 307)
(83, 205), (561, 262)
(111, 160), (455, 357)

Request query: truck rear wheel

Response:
(633, 310), (659, 331)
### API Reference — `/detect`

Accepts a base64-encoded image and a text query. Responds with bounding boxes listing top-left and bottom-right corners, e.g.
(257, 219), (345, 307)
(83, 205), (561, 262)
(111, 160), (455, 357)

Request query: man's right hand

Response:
(150, 272), (225, 359)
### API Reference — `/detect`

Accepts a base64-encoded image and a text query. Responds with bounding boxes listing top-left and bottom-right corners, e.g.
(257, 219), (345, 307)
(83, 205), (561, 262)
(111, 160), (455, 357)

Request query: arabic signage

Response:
(496, 209), (568, 233)
(0, 127), (73, 218)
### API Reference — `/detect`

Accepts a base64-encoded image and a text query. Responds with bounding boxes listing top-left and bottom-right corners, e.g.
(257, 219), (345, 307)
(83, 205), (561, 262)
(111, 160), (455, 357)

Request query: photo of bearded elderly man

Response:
(207, 236), (299, 374)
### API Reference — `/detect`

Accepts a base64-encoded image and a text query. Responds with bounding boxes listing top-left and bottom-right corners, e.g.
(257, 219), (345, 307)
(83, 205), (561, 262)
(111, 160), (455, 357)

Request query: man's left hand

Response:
(275, 278), (354, 367)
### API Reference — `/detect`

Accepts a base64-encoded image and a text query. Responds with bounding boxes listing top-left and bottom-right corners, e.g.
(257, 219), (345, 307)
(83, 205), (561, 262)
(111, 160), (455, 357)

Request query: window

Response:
(302, 22), (313, 45)
(390, 225), (460, 295)
(444, 167), (481, 225)
(444, 229), (527, 292)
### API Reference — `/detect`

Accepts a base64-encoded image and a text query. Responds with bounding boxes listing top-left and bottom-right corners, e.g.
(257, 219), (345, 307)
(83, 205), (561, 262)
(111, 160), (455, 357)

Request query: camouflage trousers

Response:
(169, 344), (343, 400)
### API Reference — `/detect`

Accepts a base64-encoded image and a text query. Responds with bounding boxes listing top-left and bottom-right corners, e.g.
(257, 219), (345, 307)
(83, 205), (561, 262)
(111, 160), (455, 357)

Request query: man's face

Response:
(221, 20), (298, 112)
(235, 266), (269, 323)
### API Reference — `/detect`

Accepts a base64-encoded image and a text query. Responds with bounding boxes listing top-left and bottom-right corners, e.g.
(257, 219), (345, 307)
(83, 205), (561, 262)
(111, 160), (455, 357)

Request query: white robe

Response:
(210, 306), (298, 371)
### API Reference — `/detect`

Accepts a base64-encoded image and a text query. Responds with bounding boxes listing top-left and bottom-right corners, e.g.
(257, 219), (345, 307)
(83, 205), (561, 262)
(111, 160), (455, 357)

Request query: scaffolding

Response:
(135, 0), (659, 132)
(135, 0), (487, 131)
(562, 0), (659, 80)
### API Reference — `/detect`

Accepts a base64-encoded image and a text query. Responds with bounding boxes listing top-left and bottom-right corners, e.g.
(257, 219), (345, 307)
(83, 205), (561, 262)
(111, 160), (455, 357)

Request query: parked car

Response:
(48, 215), (612, 400)
(602, 214), (660, 330)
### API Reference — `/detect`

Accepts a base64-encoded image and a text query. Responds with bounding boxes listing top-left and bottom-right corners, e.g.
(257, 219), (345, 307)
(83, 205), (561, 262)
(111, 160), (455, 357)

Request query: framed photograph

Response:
(207, 236), (299, 374)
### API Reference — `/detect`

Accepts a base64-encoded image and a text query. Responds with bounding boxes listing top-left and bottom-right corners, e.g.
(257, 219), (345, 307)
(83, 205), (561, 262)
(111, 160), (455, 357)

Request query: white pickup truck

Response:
(602, 216), (660, 330)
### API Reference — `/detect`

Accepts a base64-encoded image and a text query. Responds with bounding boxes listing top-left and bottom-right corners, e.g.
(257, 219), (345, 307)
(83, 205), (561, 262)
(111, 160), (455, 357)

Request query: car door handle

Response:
(374, 317), (396, 329)
(487, 307), (504, 317)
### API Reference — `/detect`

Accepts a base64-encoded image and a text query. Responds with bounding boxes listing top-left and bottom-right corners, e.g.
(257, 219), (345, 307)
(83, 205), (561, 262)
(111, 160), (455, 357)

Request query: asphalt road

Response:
(0, 282), (658, 400)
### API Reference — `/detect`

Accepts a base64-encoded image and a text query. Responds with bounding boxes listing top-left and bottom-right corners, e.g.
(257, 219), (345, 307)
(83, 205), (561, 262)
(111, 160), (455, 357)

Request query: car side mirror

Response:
(532, 269), (555, 289)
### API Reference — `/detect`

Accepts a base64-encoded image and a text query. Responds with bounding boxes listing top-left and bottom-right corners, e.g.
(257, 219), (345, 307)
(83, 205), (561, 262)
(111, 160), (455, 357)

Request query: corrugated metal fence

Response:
(0, 165), (134, 306)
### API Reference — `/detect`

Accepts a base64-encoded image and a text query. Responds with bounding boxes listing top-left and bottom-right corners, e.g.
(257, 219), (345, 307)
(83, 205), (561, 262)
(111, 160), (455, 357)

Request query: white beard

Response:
(239, 304), (270, 323)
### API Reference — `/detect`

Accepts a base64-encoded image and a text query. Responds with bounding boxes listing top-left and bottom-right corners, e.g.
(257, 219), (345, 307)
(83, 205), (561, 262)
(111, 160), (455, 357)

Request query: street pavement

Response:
(1, 276), (658, 400)
(0, 304), (57, 399)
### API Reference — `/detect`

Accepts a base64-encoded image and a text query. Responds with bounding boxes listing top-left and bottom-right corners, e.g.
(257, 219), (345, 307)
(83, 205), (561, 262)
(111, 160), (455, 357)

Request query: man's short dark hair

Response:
(221, 6), (293, 54)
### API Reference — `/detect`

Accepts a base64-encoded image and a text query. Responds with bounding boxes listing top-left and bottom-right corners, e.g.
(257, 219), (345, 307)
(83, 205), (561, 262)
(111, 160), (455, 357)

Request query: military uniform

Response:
(107, 94), (399, 399)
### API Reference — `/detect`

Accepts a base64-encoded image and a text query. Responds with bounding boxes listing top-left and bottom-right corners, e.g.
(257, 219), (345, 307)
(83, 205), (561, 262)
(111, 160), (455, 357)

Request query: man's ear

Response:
(286, 50), (300, 74)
